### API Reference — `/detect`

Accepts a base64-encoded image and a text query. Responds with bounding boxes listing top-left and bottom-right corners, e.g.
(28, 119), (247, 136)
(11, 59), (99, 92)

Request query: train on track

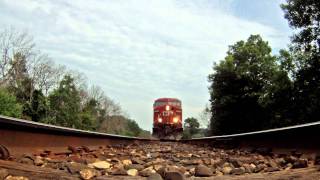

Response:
(152, 98), (183, 139)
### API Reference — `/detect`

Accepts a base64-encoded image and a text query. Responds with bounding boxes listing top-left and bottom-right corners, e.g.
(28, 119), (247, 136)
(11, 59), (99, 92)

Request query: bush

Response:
(0, 88), (22, 118)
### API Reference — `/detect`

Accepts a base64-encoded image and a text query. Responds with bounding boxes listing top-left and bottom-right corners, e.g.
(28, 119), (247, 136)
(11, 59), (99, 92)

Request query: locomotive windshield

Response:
(154, 101), (181, 107)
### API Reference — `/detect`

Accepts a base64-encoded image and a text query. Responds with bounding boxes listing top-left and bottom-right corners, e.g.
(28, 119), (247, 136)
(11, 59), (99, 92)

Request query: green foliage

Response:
(281, 0), (320, 125)
(48, 75), (82, 128)
(281, 0), (320, 52)
(126, 119), (142, 137)
(98, 115), (150, 137)
(0, 28), (147, 136)
(208, 35), (292, 135)
(24, 90), (48, 122)
(0, 88), (22, 118)
(183, 117), (200, 139)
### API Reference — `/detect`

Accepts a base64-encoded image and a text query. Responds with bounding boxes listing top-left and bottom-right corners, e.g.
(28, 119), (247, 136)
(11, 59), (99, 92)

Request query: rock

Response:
(215, 170), (223, 176)
(151, 152), (160, 158)
(194, 165), (213, 177)
(172, 157), (180, 162)
(231, 167), (245, 175)
(165, 171), (186, 180)
(126, 164), (144, 171)
(111, 167), (128, 175)
(292, 159), (308, 169)
(268, 159), (278, 168)
(188, 168), (195, 176)
(181, 159), (201, 165)
(34, 156), (44, 166)
(285, 163), (293, 170)
(156, 166), (166, 177)
(110, 158), (120, 163)
(275, 158), (286, 166)
(229, 158), (242, 168)
(5, 176), (29, 180)
(254, 164), (266, 173)
(122, 159), (132, 166)
(79, 168), (99, 180)
(284, 155), (298, 164)
(153, 164), (163, 171)
(19, 157), (34, 165)
(147, 173), (163, 180)
(222, 166), (233, 175)
(66, 162), (87, 174)
(89, 161), (111, 169)
(140, 167), (156, 177)
(132, 158), (145, 164)
(265, 167), (280, 172)
(127, 169), (138, 176)
(0, 168), (9, 180)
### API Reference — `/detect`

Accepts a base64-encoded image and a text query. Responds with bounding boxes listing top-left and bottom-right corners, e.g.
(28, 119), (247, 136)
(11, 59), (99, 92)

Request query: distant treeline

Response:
(208, 0), (320, 135)
(0, 28), (149, 138)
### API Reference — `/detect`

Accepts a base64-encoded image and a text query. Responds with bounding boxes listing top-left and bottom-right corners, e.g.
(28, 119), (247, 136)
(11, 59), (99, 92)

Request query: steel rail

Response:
(184, 121), (320, 153)
(0, 115), (155, 159)
(1, 114), (320, 159)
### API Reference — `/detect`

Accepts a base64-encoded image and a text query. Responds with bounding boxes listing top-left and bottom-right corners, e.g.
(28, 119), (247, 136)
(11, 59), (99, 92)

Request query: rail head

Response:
(186, 120), (320, 141)
(0, 115), (153, 141)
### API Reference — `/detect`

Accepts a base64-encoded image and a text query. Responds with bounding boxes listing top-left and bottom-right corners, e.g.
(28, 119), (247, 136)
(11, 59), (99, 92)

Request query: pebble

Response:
(222, 166), (233, 174)
(140, 167), (156, 177)
(111, 167), (128, 175)
(147, 173), (163, 180)
(231, 167), (245, 175)
(79, 168), (99, 180)
(122, 159), (132, 166)
(194, 165), (213, 177)
(89, 161), (111, 169)
(292, 159), (308, 169)
(33, 156), (44, 166)
(126, 164), (145, 171)
(127, 169), (138, 176)
(165, 171), (186, 180)
(6, 142), (314, 179)
(66, 162), (87, 174)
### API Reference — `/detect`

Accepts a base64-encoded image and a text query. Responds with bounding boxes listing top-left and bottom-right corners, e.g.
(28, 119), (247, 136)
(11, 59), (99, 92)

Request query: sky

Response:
(0, 0), (292, 130)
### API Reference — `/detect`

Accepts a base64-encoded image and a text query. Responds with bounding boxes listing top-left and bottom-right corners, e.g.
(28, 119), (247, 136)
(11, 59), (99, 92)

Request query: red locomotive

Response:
(152, 98), (183, 139)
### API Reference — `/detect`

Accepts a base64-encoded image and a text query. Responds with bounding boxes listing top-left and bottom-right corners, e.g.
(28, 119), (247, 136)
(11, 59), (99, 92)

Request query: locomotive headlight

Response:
(165, 105), (170, 111)
(158, 118), (162, 123)
(173, 117), (179, 123)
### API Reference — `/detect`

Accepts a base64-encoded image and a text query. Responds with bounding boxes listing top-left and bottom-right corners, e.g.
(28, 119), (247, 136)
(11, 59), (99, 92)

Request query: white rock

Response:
(122, 159), (132, 166)
(89, 161), (111, 169)
(127, 169), (138, 176)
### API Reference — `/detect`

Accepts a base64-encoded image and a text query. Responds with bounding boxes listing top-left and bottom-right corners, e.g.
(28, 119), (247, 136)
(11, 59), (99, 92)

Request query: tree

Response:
(281, 0), (320, 53)
(28, 54), (66, 96)
(23, 90), (48, 122)
(208, 35), (288, 135)
(126, 119), (142, 137)
(0, 88), (22, 118)
(183, 117), (200, 139)
(281, 0), (320, 124)
(0, 28), (34, 85)
(48, 75), (81, 128)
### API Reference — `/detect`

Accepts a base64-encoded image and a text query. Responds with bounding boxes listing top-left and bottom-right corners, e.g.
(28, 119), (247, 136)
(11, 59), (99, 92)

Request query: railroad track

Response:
(1, 115), (320, 179)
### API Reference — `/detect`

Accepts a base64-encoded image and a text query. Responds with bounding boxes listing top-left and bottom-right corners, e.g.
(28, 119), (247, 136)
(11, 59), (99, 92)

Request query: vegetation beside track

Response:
(0, 29), (149, 138)
(208, 0), (320, 135)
